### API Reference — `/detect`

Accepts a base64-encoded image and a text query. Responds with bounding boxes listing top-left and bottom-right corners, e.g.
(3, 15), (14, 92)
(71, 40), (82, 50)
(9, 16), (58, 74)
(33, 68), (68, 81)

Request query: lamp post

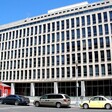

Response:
(75, 60), (79, 106)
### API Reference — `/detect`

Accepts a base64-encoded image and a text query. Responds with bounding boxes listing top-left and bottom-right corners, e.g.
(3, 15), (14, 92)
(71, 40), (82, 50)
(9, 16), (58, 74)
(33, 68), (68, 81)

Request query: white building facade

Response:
(0, 0), (112, 97)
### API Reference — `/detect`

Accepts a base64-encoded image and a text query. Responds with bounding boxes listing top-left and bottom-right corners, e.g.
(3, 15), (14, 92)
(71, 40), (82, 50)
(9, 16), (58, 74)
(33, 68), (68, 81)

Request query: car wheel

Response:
(15, 101), (19, 106)
(83, 103), (89, 109)
(56, 102), (61, 108)
(105, 104), (111, 109)
(35, 101), (40, 107)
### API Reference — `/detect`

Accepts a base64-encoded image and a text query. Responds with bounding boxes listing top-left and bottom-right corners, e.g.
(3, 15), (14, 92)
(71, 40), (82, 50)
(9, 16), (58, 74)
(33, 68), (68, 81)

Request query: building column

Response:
(54, 82), (58, 94)
(30, 83), (35, 96)
(81, 81), (85, 97)
(11, 83), (15, 95)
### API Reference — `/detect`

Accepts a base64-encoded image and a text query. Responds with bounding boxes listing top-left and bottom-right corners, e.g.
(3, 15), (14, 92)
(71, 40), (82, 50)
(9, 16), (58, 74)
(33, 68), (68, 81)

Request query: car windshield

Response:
(105, 96), (112, 100)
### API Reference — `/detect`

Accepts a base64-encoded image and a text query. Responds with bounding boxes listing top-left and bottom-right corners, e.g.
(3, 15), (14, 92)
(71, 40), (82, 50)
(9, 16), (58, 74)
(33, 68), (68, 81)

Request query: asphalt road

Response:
(0, 104), (112, 112)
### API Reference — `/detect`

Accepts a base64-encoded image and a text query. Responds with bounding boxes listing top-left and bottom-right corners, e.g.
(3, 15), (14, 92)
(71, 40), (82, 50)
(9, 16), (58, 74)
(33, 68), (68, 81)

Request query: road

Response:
(0, 104), (112, 112)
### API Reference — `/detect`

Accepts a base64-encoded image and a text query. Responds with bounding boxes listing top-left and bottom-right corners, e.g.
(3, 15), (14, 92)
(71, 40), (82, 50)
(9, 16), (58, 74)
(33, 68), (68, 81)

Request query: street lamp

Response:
(75, 60), (79, 106)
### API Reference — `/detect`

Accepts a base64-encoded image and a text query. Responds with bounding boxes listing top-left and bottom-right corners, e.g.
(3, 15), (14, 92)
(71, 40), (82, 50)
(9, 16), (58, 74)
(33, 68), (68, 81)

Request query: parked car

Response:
(1, 95), (30, 105)
(33, 93), (71, 108)
(80, 96), (112, 109)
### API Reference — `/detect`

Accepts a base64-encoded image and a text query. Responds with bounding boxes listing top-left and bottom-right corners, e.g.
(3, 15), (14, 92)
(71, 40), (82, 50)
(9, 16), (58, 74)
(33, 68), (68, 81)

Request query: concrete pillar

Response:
(11, 83), (15, 95)
(30, 83), (35, 96)
(81, 81), (85, 97)
(54, 82), (58, 94)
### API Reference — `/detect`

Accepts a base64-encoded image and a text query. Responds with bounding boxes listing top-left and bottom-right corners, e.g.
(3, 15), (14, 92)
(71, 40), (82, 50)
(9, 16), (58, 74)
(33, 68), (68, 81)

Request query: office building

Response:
(0, 0), (112, 97)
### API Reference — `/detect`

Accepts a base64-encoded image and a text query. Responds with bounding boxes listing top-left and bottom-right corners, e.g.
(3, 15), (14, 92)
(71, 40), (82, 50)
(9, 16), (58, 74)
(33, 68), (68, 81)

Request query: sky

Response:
(0, 0), (100, 25)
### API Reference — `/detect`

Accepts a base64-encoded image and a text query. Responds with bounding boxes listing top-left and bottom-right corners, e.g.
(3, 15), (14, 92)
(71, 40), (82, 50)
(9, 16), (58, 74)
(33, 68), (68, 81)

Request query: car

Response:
(80, 96), (112, 109)
(33, 93), (71, 108)
(1, 94), (30, 105)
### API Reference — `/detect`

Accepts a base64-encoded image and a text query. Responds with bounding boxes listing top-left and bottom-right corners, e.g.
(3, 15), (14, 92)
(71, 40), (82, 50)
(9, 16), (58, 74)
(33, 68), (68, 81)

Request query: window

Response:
(56, 56), (60, 65)
(61, 43), (64, 53)
(76, 29), (80, 38)
(101, 64), (105, 76)
(71, 30), (75, 39)
(57, 21), (60, 30)
(103, 12), (108, 22)
(107, 64), (112, 75)
(100, 51), (105, 61)
(56, 68), (60, 78)
(87, 27), (91, 37)
(76, 17), (80, 27)
(92, 14), (96, 24)
(89, 65), (93, 76)
(77, 53), (81, 63)
(94, 38), (98, 49)
(66, 19), (69, 29)
(82, 28), (86, 38)
(52, 44), (55, 54)
(109, 11), (112, 21)
(94, 51), (98, 62)
(81, 16), (85, 26)
(61, 20), (64, 29)
(88, 39), (92, 49)
(71, 18), (74, 28)
(67, 67), (70, 77)
(83, 66), (87, 77)
(104, 24), (109, 34)
(56, 44), (60, 53)
(99, 25), (103, 35)
(82, 40), (86, 50)
(77, 41), (80, 50)
(61, 31), (64, 41)
(87, 15), (90, 25)
(72, 42), (75, 51)
(105, 36), (110, 47)
(98, 13), (102, 23)
(99, 38), (104, 48)
(89, 52), (92, 62)
(66, 54), (70, 64)
(93, 26), (97, 36)
(52, 22), (55, 31)
(66, 42), (70, 52)
(106, 50), (111, 61)
(83, 53), (87, 63)
(61, 55), (65, 65)
(95, 65), (99, 76)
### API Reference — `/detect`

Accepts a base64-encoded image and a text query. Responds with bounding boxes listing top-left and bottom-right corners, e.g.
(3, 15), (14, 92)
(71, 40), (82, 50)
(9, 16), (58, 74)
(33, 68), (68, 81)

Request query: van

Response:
(33, 93), (71, 108)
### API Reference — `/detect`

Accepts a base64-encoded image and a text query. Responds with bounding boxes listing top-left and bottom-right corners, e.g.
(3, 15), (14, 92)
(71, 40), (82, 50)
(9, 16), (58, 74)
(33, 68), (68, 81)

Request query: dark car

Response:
(1, 95), (30, 105)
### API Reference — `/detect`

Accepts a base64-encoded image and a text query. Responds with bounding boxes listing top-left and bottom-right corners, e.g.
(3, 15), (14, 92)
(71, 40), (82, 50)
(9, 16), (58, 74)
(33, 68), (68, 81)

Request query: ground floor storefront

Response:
(5, 79), (112, 97)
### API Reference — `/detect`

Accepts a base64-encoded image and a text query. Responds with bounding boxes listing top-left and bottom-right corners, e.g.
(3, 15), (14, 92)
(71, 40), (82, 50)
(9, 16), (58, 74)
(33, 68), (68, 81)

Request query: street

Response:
(0, 104), (112, 112)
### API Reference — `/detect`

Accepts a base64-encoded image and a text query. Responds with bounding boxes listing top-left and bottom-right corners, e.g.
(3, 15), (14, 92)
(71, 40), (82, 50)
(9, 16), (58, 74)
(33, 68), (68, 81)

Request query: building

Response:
(0, 0), (112, 97)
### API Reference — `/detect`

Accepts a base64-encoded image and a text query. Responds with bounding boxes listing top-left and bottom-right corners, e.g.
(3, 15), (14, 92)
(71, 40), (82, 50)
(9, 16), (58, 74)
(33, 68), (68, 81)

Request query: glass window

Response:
(47, 34), (50, 43)
(83, 52), (87, 63)
(47, 23), (50, 32)
(66, 31), (69, 40)
(83, 66), (87, 77)
(56, 56), (60, 65)
(71, 30), (75, 39)
(82, 28), (86, 38)
(52, 22), (55, 31)
(72, 54), (75, 64)
(98, 13), (102, 23)
(61, 31), (64, 41)
(52, 56), (55, 66)
(71, 18), (74, 28)
(94, 51), (98, 62)
(61, 55), (65, 65)
(38, 58), (40, 67)
(87, 27), (91, 37)
(76, 29), (80, 38)
(67, 67), (70, 77)
(109, 11), (112, 21)
(89, 65), (93, 76)
(77, 53), (81, 63)
(93, 26), (97, 36)
(57, 21), (60, 30)
(72, 42), (75, 51)
(87, 15), (90, 25)
(101, 64), (105, 76)
(61, 67), (65, 78)
(81, 16), (85, 26)
(100, 51), (105, 61)
(106, 50), (111, 61)
(88, 39), (92, 49)
(77, 41), (80, 50)
(89, 52), (92, 62)
(99, 37), (104, 48)
(61, 43), (64, 53)
(51, 68), (55, 78)
(105, 36), (110, 47)
(56, 44), (60, 53)
(61, 20), (64, 30)
(66, 42), (70, 52)
(92, 14), (96, 24)
(94, 38), (98, 49)
(76, 17), (80, 27)
(107, 64), (112, 75)
(98, 25), (103, 35)
(66, 54), (70, 64)
(103, 12), (108, 22)
(104, 24), (109, 34)
(57, 32), (60, 42)
(56, 68), (60, 78)
(66, 19), (69, 29)
(82, 40), (86, 50)
(95, 65), (99, 76)
(52, 33), (55, 42)
(47, 45), (50, 54)
(52, 44), (55, 54)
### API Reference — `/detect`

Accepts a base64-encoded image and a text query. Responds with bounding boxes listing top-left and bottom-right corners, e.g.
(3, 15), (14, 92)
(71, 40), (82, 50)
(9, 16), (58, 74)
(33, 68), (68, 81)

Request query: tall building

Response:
(0, 0), (112, 97)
